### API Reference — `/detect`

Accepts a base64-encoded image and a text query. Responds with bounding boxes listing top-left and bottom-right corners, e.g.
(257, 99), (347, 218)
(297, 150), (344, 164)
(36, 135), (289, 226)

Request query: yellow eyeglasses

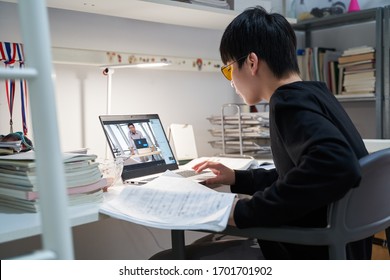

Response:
(220, 55), (248, 81)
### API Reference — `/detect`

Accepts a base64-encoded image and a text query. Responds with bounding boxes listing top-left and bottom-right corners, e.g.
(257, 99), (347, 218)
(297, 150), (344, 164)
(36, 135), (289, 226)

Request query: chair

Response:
(168, 148), (390, 260)
(363, 139), (390, 253)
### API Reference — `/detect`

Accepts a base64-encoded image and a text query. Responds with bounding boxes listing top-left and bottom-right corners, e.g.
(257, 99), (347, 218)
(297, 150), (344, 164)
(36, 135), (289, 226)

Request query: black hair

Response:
(219, 6), (299, 78)
(128, 123), (134, 127)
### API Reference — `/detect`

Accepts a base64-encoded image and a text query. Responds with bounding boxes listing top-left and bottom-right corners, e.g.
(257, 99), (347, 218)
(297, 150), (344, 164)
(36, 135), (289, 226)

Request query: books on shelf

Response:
(338, 46), (376, 96)
(297, 45), (376, 98)
(323, 50), (342, 93)
(297, 47), (341, 90)
(0, 151), (108, 212)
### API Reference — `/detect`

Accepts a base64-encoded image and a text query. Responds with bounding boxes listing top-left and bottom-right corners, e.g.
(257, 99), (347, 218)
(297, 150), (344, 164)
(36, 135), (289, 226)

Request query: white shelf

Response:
(0, 204), (100, 244)
(2, 0), (295, 30)
(1, 0), (237, 30)
(335, 93), (376, 102)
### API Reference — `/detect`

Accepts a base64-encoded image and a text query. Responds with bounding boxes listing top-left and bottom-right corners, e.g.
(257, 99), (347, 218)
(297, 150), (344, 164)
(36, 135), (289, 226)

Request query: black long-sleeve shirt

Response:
(231, 81), (371, 259)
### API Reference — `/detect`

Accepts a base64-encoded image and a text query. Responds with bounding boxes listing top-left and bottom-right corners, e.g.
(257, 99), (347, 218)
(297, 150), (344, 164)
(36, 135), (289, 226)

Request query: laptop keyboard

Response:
(143, 170), (209, 182)
(176, 169), (208, 177)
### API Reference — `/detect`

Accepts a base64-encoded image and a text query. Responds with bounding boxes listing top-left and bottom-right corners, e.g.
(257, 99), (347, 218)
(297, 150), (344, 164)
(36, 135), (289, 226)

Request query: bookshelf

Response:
(292, 7), (390, 139)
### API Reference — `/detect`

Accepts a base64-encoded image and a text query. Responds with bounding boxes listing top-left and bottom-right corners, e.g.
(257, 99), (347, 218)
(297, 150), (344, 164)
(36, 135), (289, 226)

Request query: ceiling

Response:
(1, 0), (238, 30)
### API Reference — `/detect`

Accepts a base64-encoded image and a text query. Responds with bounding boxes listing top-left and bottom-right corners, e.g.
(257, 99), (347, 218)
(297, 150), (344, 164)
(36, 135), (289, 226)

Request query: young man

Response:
(193, 6), (372, 259)
(128, 123), (144, 155)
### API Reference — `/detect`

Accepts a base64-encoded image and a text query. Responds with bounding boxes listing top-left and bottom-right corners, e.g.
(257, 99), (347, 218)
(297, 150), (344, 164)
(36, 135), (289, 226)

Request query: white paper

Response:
(100, 172), (236, 231)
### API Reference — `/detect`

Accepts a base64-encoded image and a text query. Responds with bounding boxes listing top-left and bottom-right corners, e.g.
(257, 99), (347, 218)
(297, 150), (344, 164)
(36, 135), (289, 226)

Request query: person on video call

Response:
(128, 122), (144, 155)
(193, 6), (371, 260)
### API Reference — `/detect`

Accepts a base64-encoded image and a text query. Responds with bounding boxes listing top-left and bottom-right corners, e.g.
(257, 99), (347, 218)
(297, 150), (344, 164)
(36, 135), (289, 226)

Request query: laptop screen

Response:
(99, 114), (178, 180)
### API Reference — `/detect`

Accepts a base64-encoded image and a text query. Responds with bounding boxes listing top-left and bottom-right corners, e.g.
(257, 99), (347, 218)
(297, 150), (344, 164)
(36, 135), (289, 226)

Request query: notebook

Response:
(99, 114), (214, 184)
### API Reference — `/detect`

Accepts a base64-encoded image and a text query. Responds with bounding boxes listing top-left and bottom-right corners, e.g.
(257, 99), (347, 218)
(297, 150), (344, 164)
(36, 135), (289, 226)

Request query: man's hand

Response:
(192, 160), (235, 186)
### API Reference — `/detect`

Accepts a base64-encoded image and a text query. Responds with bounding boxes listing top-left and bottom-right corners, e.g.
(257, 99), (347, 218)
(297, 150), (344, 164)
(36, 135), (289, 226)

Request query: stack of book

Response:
(0, 140), (22, 155)
(0, 151), (108, 212)
(338, 46), (376, 97)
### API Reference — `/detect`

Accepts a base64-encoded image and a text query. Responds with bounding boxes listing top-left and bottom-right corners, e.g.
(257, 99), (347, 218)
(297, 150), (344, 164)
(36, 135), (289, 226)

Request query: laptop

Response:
(99, 114), (214, 184)
(134, 138), (148, 149)
(133, 138), (151, 155)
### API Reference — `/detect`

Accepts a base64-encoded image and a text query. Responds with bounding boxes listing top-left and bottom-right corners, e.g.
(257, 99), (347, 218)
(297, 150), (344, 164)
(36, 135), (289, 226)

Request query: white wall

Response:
(0, 2), (239, 158)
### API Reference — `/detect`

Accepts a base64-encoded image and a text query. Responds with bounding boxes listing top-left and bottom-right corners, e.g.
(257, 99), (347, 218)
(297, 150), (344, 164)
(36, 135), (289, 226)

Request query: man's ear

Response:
(248, 52), (259, 76)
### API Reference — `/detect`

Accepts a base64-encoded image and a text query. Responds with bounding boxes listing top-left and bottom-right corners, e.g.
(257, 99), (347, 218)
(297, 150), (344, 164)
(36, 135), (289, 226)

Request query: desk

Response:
(0, 158), (267, 258)
(0, 183), (209, 259)
(0, 203), (100, 244)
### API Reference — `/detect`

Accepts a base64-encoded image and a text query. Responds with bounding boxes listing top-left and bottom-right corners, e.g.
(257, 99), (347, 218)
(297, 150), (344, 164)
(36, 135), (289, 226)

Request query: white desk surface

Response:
(0, 203), (100, 244)
(0, 157), (274, 245)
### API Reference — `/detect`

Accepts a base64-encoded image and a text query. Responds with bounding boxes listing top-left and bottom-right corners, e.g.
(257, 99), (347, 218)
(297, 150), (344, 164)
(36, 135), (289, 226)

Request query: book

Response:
(297, 47), (340, 84)
(338, 93), (375, 98)
(343, 86), (375, 93)
(297, 48), (305, 79)
(0, 140), (22, 152)
(0, 151), (101, 189)
(0, 162), (102, 189)
(100, 172), (236, 231)
(315, 47), (336, 82)
(341, 45), (374, 56)
(342, 68), (376, 95)
(0, 151), (105, 212)
(0, 151), (97, 169)
(344, 61), (375, 72)
(338, 52), (375, 64)
(344, 69), (375, 79)
(301, 47), (313, 81)
(322, 50), (342, 89)
(0, 177), (108, 200)
(0, 148), (14, 155)
(329, 60), (340, 95)
(0, 188), (103, 212)
(307, 47), (314, 81)
(337, 65), (345, 95)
